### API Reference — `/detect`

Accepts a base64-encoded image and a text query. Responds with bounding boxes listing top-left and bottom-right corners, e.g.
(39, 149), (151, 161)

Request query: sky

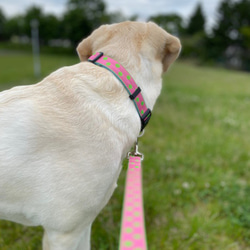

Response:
(0, 0), (222, 28)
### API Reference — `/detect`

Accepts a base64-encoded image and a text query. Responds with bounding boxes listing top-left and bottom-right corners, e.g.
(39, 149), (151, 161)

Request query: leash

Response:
(88, 52), (150, 249)
(119, 136), (147, 250)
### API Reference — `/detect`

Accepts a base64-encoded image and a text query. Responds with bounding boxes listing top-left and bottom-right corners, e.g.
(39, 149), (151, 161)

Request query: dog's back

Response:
(0, 21), (181, 250)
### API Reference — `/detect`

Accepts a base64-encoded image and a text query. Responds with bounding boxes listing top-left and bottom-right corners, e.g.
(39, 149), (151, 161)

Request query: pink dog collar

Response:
(88, 52), (152, 131)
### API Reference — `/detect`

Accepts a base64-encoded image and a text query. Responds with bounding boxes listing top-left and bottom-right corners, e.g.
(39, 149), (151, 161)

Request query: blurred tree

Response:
(1, 0), (128, 49)
(42, 14), (61, 42)
(179, 3), (207, 60)
(67, 0), (106, 24)
(149, 14), (184, 36)
(186, 3), (206, 35)
(241, 26), (250, 49)
(20, 6), (61, 45)
(205, 0), (250, 70)
(62, 8), (92, 46)
(62, 0), (110, 46)
(23, 6), (43, 35)
(0, 8), (6, 40)
(5, 15), (25, 39)
(4, 6), (64, 46)
(234, 0), (250, 70)
(180, 33), (206, 58)
(23, 6), (51, 45)
(207, 0), (235, 57)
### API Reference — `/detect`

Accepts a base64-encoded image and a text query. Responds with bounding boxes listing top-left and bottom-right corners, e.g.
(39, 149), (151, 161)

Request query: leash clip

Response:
(127, 137), (144, 161)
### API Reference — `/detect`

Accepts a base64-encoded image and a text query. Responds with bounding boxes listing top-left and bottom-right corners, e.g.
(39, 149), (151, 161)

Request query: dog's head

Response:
(77, 21), (181, 73)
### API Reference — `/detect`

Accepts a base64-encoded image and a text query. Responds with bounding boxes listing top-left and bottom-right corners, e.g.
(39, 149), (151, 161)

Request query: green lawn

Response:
(0, 51), (250, 250)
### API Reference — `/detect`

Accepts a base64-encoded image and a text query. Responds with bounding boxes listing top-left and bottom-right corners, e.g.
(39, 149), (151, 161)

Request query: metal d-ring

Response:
(138, 129), (145, 138)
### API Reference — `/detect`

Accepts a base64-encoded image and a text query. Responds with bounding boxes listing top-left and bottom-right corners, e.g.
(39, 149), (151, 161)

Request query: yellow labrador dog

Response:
(0, 21), (181, 249)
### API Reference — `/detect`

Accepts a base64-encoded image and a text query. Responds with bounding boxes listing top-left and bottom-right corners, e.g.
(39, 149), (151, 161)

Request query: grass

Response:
(0, 50), (250, 249)
(140, 63), (250, 250)
(0, 50), (78, 90)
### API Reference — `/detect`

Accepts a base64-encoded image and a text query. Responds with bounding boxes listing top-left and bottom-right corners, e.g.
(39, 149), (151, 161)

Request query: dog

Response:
(0, 21), (181, 249)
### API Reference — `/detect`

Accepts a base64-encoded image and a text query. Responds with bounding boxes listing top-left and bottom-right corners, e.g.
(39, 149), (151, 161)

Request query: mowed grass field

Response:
(0, 50), (250, 250)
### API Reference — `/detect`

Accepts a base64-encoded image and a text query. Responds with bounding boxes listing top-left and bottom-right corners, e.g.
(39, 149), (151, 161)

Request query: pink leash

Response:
(119, 139), (147, 250)
(88, 53), (149, 249)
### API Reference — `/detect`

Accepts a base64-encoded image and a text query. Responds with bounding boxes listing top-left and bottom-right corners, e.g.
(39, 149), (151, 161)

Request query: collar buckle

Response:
(140, 108), (152, 131)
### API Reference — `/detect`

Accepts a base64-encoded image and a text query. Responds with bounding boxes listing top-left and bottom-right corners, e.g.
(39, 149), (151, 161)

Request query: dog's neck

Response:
(96, 49), (163, 112)
(88, 52), (153, 131)
(135, 55), (163, 110)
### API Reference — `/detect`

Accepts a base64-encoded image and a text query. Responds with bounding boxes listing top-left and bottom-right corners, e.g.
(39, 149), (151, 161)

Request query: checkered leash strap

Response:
(119, 155), (147, 250)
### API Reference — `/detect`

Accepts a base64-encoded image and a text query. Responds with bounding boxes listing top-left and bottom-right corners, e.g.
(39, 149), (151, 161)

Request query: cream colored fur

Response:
(0, 21), (181, 250)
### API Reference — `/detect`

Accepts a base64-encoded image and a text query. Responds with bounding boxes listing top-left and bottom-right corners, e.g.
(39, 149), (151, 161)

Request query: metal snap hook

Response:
(127, 138), (144, 161)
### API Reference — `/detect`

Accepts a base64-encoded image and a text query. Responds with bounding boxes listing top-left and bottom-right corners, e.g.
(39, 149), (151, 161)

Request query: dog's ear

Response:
(146, 22), (181, 73)
(162, 34), (181, 73)
(76, 36), (93, 62)
(77, 25), (109, 62)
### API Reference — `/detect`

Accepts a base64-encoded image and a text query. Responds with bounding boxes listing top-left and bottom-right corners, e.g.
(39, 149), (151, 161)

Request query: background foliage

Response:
(0, 0), (250, 71)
